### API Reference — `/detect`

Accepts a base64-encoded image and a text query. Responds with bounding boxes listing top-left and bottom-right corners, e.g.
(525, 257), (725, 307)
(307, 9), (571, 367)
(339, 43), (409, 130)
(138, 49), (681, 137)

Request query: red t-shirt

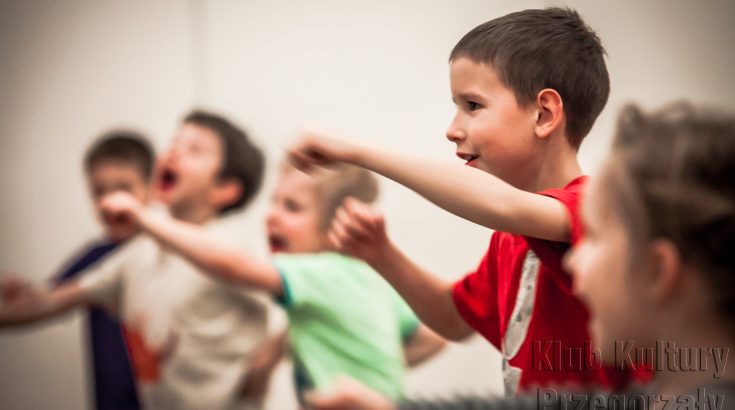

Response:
(452, 176), (636, 394)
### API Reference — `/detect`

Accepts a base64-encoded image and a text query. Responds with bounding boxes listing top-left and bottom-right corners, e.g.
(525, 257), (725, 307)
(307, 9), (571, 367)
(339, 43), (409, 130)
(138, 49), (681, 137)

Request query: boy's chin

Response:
(468, 160), (491, 174)
(154, 188), (177, 204)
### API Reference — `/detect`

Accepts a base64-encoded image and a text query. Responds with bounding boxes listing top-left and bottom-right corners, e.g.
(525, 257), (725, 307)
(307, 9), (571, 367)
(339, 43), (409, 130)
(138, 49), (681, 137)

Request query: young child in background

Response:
(1, 131), (153, 410)
(100, 162), (447, 405)
(0, 111), (273, 410)
(290, 7), (645, 394)
(309, 102), (735, 409)
(64, 132), (152, 409)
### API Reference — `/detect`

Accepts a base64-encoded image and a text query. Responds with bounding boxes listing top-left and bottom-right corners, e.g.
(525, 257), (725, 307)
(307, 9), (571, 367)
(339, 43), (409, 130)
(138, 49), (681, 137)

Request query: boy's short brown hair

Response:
(183, 110), (265, 214)
(450, 7), (609, 148)
(84, 130), (154, 179)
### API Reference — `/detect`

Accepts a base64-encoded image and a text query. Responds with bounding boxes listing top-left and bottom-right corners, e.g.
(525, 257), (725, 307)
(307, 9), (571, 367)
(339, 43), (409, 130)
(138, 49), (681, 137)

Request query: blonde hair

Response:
(280, 162), (379, 231)
(604, 101), (735, 318)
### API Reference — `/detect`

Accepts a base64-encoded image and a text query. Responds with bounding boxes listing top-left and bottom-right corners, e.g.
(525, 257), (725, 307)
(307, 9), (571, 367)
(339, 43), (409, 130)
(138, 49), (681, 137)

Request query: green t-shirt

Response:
(275, 252), (419, 401)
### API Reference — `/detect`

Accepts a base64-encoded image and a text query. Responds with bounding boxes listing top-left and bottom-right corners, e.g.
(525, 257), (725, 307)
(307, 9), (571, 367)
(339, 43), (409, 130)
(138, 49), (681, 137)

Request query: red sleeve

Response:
(524, 176), (587, 292)
(451, 236), (501, 349)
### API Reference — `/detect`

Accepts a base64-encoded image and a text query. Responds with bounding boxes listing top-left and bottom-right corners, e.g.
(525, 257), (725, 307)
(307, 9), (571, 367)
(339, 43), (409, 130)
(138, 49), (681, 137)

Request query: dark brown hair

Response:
(85, 130), (154, 180)
(605, 102), (735, 318)
(184, 110), (265, 214)
(450, 7), (609, 148)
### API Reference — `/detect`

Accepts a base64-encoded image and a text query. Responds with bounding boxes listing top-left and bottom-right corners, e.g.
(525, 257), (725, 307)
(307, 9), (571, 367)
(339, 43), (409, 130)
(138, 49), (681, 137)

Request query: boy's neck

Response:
(524, 139), (583, 192)
(169, 202), (219, 225)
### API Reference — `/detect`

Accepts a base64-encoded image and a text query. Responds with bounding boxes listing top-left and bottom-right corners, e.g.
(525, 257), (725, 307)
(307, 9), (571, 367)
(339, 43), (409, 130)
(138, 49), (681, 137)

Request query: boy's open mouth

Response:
(268, 234), (288, 253)
(159, 168), (179, 192)
(456, 152), (479, 166)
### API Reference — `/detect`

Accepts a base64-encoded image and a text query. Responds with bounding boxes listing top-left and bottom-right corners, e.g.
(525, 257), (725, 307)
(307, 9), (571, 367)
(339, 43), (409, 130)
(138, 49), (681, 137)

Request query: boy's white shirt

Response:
(78, 207), (271, 410)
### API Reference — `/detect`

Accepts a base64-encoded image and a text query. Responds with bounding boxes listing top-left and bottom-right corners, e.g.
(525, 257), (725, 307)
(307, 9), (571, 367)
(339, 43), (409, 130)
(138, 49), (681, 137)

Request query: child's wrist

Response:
(344, 141), (368, 167)
(366, 240), (398, 271)
(135, 207), (156, 228)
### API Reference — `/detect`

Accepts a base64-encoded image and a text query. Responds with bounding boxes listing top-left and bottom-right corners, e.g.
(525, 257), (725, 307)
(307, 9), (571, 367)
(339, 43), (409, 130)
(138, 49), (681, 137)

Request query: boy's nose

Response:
(446, 113), (466, 143)
(446, 126), (466, 143)
(170, 144), (185, 158)
(265, 208), (279, 226)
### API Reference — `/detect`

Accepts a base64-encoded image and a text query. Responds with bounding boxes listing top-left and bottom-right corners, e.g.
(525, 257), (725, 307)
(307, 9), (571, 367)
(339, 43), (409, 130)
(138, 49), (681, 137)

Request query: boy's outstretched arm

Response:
(403, 324), (447, 367)
(290, 135), (570, 242)
(329, 198), (473, 341)
(101, 192), (283, 296)
(0, 276), (84, 327)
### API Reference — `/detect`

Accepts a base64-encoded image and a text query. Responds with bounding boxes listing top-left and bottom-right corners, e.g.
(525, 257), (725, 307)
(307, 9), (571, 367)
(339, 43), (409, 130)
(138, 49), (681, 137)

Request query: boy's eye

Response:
(467, 101), (480, 111)
(284, 199), (301, 212)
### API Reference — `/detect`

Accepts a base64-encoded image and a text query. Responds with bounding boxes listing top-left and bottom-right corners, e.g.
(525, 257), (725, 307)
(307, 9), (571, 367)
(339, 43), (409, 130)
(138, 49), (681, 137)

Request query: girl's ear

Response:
(647, 239), (684, 304)
(533, 88), (565, 139)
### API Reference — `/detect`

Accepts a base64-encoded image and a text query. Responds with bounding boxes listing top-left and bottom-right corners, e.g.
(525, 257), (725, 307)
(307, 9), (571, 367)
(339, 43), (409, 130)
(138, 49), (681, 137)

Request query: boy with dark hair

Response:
(53, 130), (153, 410)
(290, 7), (642, 395)
(182, 110), (264, 212)
(0, 111), (272, 409)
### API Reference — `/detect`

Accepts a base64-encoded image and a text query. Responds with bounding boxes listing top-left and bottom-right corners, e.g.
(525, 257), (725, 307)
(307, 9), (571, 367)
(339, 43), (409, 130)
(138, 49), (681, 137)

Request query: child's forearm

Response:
(404, 325), (447, 367)
(369, 244), (473, 341)
(137, 211), (283, 296)
(0, 282), (82, 327)
(350, 146), (568, 242)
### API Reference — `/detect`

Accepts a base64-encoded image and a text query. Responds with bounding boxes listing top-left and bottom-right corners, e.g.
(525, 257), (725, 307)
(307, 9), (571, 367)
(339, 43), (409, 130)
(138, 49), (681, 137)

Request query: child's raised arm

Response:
(290, 134), (571, 242)
(403, 324), (446, 367)
(101, 192), (284, 296)
(329, 198), (473, 341)
(0, 276), (85, 327)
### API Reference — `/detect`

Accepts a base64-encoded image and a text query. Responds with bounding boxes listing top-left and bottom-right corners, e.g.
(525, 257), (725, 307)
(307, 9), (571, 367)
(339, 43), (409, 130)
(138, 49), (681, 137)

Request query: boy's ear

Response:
(646, 239), (684, 304)
(209, 178), (243, 211)
(533, 88), (565, 139)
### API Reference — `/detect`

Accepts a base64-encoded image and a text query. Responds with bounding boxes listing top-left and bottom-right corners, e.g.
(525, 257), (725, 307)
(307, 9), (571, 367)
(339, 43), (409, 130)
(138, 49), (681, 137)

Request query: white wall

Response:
(0, 0), (733, 408)
(0, 1), (196, 409)
(551, 0), (735, 172)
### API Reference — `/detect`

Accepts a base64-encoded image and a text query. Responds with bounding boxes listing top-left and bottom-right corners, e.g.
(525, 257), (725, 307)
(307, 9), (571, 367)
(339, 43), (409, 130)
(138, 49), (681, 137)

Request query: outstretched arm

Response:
(329, 198), (473, 341)
(289, 134), (570, 242)
(101, 193), (283, 296)
(403, 324), (447, 367)
(0, 276), (84, 327)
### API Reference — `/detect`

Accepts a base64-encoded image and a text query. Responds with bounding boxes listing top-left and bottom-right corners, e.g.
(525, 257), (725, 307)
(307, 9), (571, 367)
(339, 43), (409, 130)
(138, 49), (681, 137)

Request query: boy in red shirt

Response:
(290, 7), (638, 395)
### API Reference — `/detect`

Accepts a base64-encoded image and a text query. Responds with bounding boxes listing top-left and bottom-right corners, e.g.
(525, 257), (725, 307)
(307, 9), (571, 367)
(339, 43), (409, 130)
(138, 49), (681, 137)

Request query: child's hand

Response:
(328, 197), (390, 266)
(0, 275), (47, 327)
(288, 131), (359, 172)
(0, 275), (40, 305)
(239, 332), (286, 400)
(304, 377), (395, 410)
(100, 191), (144, 226)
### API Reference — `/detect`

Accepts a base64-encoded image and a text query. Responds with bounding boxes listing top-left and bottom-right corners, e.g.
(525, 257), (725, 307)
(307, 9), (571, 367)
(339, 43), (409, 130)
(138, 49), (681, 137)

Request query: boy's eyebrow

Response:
(456, 92), (484, 102)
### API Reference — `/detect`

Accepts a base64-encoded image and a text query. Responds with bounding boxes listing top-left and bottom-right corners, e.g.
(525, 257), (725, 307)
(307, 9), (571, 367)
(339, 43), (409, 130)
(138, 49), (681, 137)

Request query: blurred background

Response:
(0, 0), (733, 408)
